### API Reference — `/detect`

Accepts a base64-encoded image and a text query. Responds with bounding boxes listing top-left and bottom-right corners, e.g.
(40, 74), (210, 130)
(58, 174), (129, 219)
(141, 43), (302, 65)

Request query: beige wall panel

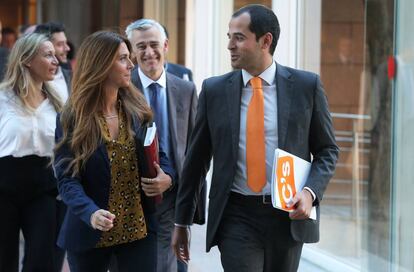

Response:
(322, 64), (363, 107)
(322, 0), (364, 23)
(234, 0), (272, 11)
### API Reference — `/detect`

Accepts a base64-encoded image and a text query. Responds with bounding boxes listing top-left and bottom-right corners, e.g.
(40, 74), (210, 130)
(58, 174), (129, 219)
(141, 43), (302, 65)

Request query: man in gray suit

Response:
(172, 4), (339, 272)
(126, 19), (201, 272)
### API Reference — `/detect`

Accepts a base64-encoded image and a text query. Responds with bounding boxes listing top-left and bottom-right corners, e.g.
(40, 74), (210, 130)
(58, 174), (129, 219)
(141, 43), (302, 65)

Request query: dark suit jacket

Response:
(0, 47), (9, 81)
(164, 63), (208, 224)
(61, 67), (72, 92)
(131, 67), (206, 224)
(175, 63), (339, 251)
(53, 114), (175, 252)
(165, 62), (193, 82)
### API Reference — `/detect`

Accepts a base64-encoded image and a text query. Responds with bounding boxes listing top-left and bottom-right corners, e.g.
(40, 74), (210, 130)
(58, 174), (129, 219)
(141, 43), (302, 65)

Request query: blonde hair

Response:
(0, 33), (62, 112)
(56, 31), (152, 176)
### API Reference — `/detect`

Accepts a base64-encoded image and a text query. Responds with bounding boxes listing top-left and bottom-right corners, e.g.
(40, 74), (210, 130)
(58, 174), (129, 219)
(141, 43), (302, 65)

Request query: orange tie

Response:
(246, 77), (266, 193)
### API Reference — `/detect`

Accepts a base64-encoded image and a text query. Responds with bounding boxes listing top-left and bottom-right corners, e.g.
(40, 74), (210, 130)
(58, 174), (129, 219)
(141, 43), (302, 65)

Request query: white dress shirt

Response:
(232, 62), (315, 200)
(232, 62), (278, 196)
(138, 68), (172, 157)
(138, 67), (167, 104)
(0, 89), (57, 158)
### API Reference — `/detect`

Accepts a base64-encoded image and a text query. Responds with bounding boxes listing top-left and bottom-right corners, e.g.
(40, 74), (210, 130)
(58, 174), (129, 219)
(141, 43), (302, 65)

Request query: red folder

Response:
(143, 125), (162, 204)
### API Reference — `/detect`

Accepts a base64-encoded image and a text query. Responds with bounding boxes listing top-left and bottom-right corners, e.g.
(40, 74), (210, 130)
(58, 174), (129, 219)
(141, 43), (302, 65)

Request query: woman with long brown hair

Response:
(53, 31), (174, 271)
(0, 33), (61, 272)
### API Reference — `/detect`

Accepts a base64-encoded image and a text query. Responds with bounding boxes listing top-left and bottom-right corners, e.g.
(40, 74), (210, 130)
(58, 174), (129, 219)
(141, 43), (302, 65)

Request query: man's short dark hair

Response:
(34, 22), (65, 39)
(232, 4), (280, 55)
(2, 27), (17, 36)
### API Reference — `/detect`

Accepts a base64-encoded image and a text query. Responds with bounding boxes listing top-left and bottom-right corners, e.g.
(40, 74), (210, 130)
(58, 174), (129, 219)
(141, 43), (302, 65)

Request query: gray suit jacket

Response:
(131, 67), (206, 222)
(175, 63), (339, 251)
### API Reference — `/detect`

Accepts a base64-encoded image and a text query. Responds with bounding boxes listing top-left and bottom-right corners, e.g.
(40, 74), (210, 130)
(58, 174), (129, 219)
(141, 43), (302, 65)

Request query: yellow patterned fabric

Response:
(95, 109), (147, 248)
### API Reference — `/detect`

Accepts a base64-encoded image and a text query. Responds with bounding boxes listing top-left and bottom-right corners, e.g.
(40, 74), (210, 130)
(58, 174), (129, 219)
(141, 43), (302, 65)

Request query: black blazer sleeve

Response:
(175, 82), (212, 225)
(305, 75), (339, 204)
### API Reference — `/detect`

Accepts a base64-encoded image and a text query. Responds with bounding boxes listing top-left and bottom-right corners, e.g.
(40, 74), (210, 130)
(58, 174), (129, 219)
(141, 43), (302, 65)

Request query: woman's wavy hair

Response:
(55, 31), (152, 176)
(0, 33), (62, 111)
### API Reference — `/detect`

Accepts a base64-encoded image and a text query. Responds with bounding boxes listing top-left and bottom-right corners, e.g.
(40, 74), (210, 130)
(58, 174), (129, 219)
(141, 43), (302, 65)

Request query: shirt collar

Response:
(54, 66), (64, 79)
(138, 68), (167, 89)
(242, 61), (276, 87)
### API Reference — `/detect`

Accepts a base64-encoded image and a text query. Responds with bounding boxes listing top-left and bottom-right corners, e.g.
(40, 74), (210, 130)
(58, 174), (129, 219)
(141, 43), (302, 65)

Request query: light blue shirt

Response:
(138, 68), (172, 163)
(232, 61), (278, 196)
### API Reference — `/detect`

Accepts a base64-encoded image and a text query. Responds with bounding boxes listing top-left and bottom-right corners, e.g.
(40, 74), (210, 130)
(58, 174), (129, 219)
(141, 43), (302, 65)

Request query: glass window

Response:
(300, 1), (395, 271)
(391, 0), (414, 271)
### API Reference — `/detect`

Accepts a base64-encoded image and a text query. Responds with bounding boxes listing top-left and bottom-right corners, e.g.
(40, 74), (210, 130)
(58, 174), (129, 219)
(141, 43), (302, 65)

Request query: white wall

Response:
(273, 0), (321, 73)
(186, 0), (232, 90)
(273, 0), (299, 68)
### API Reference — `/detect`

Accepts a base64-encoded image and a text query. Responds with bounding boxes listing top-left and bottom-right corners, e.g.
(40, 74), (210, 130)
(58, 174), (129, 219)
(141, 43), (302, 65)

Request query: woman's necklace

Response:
(103, 114), (118, 120)
(103, 100), (121, 120)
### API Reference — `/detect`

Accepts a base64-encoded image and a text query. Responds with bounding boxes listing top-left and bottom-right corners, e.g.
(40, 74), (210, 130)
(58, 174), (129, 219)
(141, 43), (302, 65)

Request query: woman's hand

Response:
(141, 162), (172, 196)
(90, 209), (115, 231)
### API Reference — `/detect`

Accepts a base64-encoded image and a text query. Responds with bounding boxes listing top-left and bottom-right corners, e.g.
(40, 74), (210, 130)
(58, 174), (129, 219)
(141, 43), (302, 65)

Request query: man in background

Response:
(162, 25), (193, 82)
(1, 26), (17, 49)
(35, 22), (71, 102)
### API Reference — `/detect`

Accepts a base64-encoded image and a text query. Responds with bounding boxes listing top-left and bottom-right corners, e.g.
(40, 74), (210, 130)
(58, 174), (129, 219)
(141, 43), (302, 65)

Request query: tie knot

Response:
(149, 82), (160, 93)
(250, 77), (262, 89)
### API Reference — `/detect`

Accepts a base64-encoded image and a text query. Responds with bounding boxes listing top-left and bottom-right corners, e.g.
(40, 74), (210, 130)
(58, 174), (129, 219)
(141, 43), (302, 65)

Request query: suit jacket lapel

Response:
(276, 63), (293, 149)
(165, 74), (179, 158)
(226, 71), (242, 161)
(131, 66), (143, 91)
(62, 68), (72, 93)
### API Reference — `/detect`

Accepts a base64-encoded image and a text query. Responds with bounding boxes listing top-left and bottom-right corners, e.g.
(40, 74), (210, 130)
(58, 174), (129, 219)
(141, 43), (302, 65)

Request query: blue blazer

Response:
(165, 62), (193, 82)
(53, 114), (175, 252)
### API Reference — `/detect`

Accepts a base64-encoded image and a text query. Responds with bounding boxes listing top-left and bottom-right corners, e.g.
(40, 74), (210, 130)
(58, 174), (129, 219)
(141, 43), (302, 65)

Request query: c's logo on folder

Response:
(277, 156), (296, 210)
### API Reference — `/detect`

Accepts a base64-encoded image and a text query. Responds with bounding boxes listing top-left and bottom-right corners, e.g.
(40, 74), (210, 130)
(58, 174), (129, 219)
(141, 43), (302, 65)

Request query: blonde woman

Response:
(0, 33), (61, 272)
(53, 31), (174, 272)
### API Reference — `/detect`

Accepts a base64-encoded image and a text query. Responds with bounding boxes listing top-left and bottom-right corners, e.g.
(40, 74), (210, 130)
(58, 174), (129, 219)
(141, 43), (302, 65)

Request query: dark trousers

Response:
(155, 207), (178, 272)
(0, 190), (57, 272)
(67, 233), (157, 272)
(54, 200), (67, 272)
(108, 207), (187, 272)
(217, 192), (303, 272)
(177, 259), (188, 272)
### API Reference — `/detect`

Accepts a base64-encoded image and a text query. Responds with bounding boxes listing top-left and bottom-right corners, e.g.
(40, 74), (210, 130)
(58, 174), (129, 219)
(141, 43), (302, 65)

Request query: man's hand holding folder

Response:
(141, 124), (172, 204)
(286, 190), (314, 220)
(141, 161), (172, 198)
(271, 148), (317, 220)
